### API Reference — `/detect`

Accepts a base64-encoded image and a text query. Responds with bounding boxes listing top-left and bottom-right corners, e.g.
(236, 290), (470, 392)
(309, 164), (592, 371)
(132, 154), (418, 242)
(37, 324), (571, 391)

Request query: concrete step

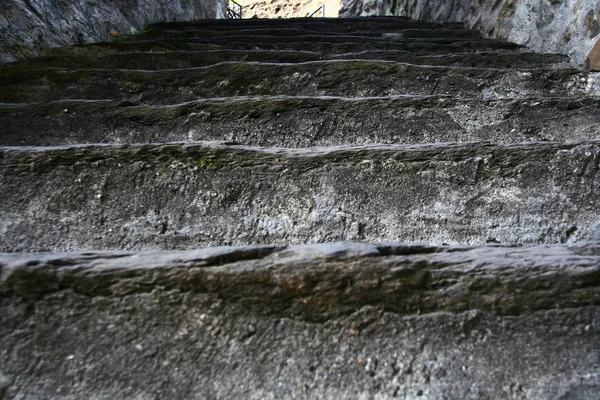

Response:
(61, 38), (524, 55)
(149, 17), (466, 32)
(135, 28), (388, 40)
(2, 62), (597, 105)
(126, 28), (482, 42)
(116, 34), (499, 46)
(332, 50), (568, 68)
(137, 27), (386, 38)
(2, 243), (597, 398)
(1, 96), (598, 146)
(2, 15), (598, 400)
(6, 50), (324, 72)
(5, 50), (569, 72)
(2, 242), (599, 320)
(1, 141), (599, 252)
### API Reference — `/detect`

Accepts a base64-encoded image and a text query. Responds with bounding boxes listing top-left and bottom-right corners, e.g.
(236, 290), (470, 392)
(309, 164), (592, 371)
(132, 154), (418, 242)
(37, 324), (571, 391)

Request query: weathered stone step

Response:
(126, 28), (481, 42)
(332, 50), (568, 68)
(6, 50), (323, 72)
(5, 50), (568, 72)
(150, 16), (466, 32)
(1, 96), (598, 146)
(2, 62), (597, 105)
(137, 26), (476, 39)
(136, 27), (387, 39)
(1, 141), (599, 252)
(2, 243), (597, 398)
(64, 37), (523, 55)
(117, 34), (490, 46)
(2, 243), (599, 320)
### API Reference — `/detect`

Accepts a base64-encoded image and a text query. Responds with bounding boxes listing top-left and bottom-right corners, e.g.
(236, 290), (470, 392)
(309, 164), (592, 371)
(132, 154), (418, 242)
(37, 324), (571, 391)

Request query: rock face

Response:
(340, 0), (600, 67)
(0, 0), (227, 63)
(1, 16), (600, 399)
(586, 39), (600, 71)
(239, 0), (342, 18)
(1, 243), (599, 398)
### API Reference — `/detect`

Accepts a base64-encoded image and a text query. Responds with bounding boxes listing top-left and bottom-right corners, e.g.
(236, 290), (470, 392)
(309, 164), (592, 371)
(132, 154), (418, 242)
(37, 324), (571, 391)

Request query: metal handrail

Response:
(307, 4), (325, 18)
(227, 0), (243, 19)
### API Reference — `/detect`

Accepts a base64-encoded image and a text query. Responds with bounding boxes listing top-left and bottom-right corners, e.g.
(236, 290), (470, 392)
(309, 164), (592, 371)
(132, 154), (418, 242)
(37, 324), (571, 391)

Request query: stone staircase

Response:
(1, 16), (599, 399)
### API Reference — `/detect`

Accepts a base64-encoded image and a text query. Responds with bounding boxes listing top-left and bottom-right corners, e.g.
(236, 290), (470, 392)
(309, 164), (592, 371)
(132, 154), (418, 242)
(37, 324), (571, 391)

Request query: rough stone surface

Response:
(1, 47), (571, 71)
(586, 39), (600, 72)
(2, 141), (600, 252)
(340, 0), (600, 67)
(1, 242), (599, 399)
(238, 0), (342, 18)
(3, 61), (600, 105)
(1, 96), (599, 147)
(2, 17), (600, 399)
(3, 19), (597, 251)
(0, 0), (227, 63)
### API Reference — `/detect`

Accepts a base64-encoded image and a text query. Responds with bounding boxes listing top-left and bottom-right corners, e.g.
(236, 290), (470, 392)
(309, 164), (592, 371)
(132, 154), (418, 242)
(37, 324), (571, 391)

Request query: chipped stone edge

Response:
(1, 242), (599, 322)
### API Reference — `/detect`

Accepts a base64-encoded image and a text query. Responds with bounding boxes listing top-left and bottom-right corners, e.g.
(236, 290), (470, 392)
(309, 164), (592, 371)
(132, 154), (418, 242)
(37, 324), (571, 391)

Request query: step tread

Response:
(125, 28), (482, 41)
(116, 35), (506, 45)
(58, 39), (523, 55)
(150, 16), (465, 31)
(4, 50), (568, 72)
(1, 61), (595, 104)
(1, 141), (599, 251)
(1, 96), (598, 146)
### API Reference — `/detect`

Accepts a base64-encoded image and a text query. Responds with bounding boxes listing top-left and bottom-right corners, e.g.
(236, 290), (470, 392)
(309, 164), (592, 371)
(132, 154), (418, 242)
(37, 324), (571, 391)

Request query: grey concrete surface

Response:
(1, 141), (600, 251)
(1, 242), (599, 399)
(2, 16), (599, 399)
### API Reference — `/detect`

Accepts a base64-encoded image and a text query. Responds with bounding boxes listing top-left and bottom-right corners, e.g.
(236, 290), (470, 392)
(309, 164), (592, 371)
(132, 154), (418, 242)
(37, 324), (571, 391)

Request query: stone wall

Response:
(0, 0), (227, 63)
(340, 0), (600, 67)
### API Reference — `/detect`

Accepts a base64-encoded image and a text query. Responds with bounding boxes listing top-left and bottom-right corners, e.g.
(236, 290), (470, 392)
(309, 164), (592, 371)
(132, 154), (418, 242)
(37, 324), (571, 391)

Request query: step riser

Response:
(2, 243), (599, 319)
(1, 143), (598, 252)
(138, 28), (388, 39)
(7, 51), (568, 72)
(149, 17), (466, 31)
(119, 35), (494, 45)
(1, 98), (598, 146)
(67, 40), (522, 55)
(138, 28), (386, 38)
(130, 29), (482, 41)
(2, 64), (596, 104)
